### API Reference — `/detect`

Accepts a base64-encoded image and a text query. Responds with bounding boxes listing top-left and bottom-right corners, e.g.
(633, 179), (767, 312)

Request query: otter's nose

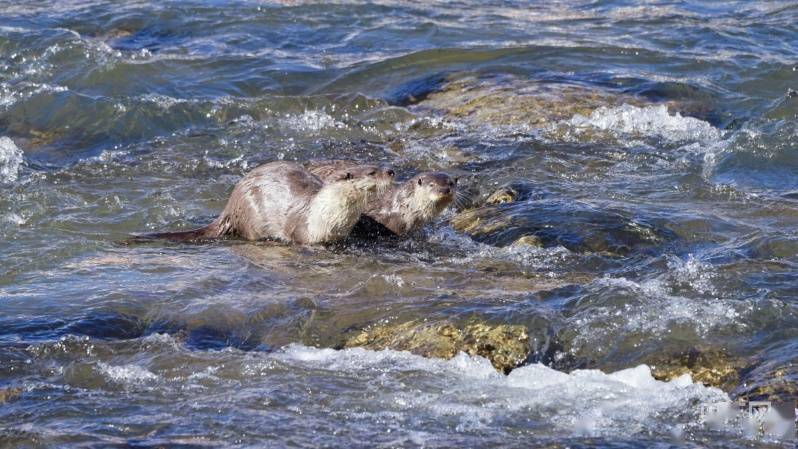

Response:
(386, 169), (395, 178)
(441, 187), (452, 195)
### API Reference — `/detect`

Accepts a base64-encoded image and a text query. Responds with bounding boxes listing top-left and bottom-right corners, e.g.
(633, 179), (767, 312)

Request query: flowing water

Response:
(2, 1), (798, 447)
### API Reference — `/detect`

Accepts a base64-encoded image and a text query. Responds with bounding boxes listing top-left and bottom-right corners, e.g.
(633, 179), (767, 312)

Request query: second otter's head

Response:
(407, 172), (457, 217)
(328, 164), (395, 199)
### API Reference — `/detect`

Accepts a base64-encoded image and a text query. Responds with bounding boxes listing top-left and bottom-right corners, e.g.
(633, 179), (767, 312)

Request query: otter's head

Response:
(328, 164), (395, 200)
(408, 172), (457, 217)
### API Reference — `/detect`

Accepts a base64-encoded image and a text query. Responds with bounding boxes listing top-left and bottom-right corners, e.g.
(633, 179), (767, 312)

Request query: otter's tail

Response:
(125, 225), (217, 244)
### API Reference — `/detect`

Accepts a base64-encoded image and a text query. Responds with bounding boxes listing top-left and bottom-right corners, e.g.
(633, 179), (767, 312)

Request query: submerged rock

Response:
(0, 387), (22, 404)
(450, 198), (669, 255)
(649, 348), (742, 391)
(450, 206), (514, 238)
(511, 235), (543, 248)
(449, 185), (520, 238)
(743, 378), (798, 402)
(733, 362), (798, 402)
(412, 74), (719, 144)
(485, 186), (519, 205)
(344, 320), (530, 373)
(416, 75), (643, 129)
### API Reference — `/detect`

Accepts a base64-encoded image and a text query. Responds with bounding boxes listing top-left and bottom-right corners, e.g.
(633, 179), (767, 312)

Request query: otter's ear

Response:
(417, 178), (423, 186)
(345, 172), (353, 180)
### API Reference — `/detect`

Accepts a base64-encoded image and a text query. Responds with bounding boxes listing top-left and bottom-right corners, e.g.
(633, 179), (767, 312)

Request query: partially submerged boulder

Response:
(411, 74), (720, 144)
(344, 320), (530, 373)
(450, 198), (669, 255)
(0, 387), (22, 404)
(648, 348), (742, 391)
(416, 75), (644, 130)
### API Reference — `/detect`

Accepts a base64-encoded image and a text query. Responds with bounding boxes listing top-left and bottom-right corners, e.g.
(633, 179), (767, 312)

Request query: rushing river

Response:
(2, 1), (798, 447)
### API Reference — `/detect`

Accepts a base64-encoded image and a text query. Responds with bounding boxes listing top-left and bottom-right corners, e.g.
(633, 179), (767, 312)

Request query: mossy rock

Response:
(344, 320), (530, 373)
(0, 387), (22, 404)
(736, 365), (798, 402)
(450, 207), (514, 237)
(649, 348), (742, 391)
(485, 186), (519, 205)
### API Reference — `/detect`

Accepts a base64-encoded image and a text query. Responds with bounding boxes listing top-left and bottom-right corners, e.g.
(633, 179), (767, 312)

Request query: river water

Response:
(1, 1), (797, 447)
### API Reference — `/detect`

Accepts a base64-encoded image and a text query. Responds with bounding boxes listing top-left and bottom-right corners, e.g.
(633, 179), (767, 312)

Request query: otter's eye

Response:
(345, 172), (353, 180)
(417, 178), (423, 186)
(454, 177), (459, 184)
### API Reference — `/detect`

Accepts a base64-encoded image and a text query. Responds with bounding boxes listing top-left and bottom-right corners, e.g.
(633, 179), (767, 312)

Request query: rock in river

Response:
(344, 320), (530, 373)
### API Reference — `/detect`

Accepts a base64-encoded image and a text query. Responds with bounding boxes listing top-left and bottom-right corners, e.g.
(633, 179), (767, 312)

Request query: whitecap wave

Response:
(0, 136), (23, 183)
(566, 273), (748, 360)
(277, 344), (729, 437)
(568, 104), (721, 143)
(97, 362), (158, 383)
(593, 275), (743, 335)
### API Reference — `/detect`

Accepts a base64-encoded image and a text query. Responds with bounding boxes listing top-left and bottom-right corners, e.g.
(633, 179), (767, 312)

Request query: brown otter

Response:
(306, 160), (456, 236)
(140, 161), (394, 244)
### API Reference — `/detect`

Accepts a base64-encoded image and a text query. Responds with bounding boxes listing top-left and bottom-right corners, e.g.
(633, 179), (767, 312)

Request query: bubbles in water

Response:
(667, 254), (717, 295)
(280, 109), (346, 133)
(2, 212), (26, 226)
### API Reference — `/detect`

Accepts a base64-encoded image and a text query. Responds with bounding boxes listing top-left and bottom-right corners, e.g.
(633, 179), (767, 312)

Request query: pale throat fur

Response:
(305, 178), (373, 243)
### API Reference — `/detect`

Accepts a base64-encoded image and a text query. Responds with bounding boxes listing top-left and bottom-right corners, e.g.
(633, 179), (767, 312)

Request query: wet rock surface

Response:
(414, 75), (645, 129)
(343, 320), (530, 373)
(0, 387), (22, 404)
(450, 199), (670, 254)
(648, 348), (743, 391)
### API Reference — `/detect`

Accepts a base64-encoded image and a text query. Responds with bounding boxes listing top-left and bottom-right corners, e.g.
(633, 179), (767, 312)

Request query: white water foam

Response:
(277, 344), (730, 438)
(280, 110), (346, 133)
(667, 254), (718, 295)
(567, 273), (747, 359)
(428, 225), (573, 271)
(0, 136), (23, 183)
(568, 104), (721, 143)
(97, 362), (158, 383)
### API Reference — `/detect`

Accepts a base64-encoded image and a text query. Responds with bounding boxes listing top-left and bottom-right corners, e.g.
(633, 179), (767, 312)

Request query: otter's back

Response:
(221, 162), (323, 241)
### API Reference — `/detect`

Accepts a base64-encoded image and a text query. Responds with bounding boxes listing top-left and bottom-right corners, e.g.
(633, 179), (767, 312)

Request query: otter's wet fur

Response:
(307, 160), (456, 237)
(139, 161), (394, 244)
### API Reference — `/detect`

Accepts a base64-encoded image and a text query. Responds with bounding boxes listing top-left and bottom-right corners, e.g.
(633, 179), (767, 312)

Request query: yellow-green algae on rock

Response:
(449, 183), (523, 240)
(485, 186), (519, 205)
(0, 386), (22, 404)
(344, 320), (530, 373)
(648, 348), (742, 391)
(450, 206), (514, 237)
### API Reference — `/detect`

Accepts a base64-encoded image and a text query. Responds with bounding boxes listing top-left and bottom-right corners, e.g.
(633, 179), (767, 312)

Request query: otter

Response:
(306, 160), (456, 237)
(140, 161), (394, 244)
